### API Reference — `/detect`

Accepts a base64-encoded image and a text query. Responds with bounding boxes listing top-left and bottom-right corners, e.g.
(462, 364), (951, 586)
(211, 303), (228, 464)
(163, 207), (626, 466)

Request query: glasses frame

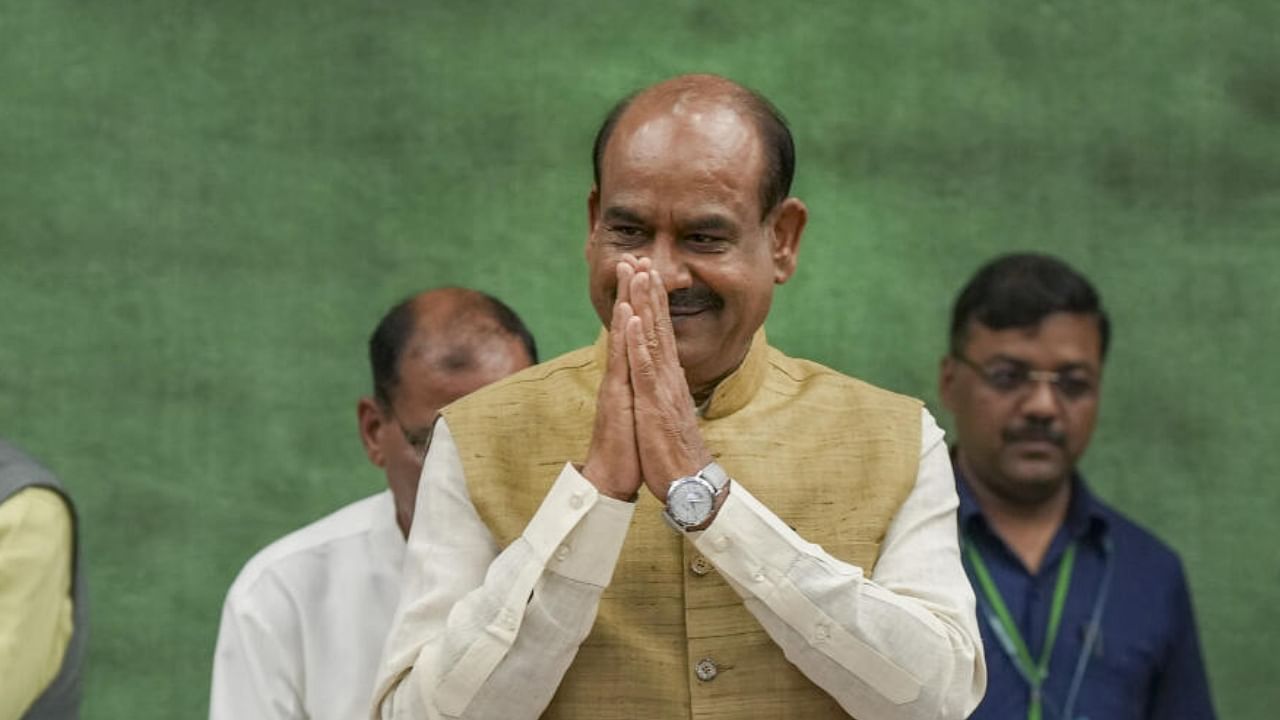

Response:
(950, 352), (1097, 402)
(386, 404), (435, 464)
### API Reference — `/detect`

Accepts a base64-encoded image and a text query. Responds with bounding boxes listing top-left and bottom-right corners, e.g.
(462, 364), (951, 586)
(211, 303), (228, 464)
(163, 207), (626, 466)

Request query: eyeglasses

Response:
(951, 353), (1097, 401)
(388, 406), (435, 464)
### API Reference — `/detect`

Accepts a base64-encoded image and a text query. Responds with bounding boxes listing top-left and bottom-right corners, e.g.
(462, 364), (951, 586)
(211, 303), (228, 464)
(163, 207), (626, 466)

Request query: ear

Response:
(938, 355), (959, 413)
(769, 197), (807, 285)
(357, 397), (388, 468)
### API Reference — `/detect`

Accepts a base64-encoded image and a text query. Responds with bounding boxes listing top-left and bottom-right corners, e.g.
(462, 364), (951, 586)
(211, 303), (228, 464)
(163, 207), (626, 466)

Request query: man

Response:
(373, 74), (984, 719)
(210, 288), (537, 720)
(939, 253), (1215, 719)
(0, 439), (86, 720)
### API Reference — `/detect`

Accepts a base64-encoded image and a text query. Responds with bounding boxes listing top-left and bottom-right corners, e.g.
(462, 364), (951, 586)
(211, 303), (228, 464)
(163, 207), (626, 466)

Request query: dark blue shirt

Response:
(956, 469), (1215, 720)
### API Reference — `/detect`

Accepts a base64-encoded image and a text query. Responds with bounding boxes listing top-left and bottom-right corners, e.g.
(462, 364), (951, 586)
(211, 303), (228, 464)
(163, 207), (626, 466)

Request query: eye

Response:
(403, 426), (434, 456)
(1056, 375), (1095, 399)
(606, 225), (648, 247)
(984, 365), (1028, 392)
(685, 233), (728, 252)
(609, 224), (644, 237)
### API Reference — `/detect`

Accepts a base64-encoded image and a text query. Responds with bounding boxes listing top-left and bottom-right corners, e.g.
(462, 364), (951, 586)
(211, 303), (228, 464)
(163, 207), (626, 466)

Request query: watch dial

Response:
(672, 483), (714, 524)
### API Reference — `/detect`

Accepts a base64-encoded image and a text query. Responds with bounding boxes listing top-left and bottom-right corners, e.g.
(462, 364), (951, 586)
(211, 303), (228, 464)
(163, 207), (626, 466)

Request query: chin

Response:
(1001, 467), (1070, 504)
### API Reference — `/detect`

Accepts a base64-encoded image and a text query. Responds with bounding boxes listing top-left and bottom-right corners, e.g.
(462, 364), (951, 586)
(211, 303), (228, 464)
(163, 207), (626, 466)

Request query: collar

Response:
(954, 456), (1109, 547)
(591, 327), (769, 420)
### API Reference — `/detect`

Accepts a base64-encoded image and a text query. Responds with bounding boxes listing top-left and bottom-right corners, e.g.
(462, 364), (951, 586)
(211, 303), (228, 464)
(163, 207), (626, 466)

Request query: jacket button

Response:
(689, 555), (713, 576)
(695, 657), (719, 681)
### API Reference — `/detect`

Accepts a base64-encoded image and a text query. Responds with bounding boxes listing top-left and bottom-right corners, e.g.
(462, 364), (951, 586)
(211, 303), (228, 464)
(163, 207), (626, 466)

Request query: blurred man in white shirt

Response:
(210, 287), (536, 720)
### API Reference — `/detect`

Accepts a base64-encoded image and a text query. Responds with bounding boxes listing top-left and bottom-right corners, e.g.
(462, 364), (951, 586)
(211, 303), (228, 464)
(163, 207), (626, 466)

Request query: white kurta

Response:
(211, 491), (405, 720)
(373, 410), (985, 720)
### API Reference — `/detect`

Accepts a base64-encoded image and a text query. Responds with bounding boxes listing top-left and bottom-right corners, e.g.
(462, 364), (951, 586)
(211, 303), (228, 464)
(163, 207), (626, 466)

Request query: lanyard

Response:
(964, 539), (1077, 720)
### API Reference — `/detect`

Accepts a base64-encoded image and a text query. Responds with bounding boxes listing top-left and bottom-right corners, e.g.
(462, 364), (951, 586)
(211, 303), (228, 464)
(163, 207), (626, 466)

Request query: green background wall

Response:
(2, 1), (1276, 717)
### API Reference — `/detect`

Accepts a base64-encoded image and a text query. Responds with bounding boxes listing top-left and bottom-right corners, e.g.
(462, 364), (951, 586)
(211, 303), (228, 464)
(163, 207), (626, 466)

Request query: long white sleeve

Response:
(371, 419), (635, 719)
(688, 410), (986, 719)
(210, 592), (305, 720)
(372, 411), (984, 720)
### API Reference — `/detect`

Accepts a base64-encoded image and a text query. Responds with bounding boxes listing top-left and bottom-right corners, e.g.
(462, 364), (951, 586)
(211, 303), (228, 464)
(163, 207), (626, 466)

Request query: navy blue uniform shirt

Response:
(956, 468), (1215, 720)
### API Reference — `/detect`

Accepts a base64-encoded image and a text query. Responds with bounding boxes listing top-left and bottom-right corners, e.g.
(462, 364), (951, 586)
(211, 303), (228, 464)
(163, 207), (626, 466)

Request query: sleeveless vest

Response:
(0, 439), (87, 720)
(442, 331), (921, 719)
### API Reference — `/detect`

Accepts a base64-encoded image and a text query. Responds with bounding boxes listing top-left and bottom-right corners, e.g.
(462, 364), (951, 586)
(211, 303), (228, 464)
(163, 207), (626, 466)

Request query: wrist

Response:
(577, 462), (639, 503)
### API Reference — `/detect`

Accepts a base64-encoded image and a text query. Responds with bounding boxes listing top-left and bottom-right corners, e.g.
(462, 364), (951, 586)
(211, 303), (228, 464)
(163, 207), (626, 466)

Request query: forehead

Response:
(963, 313), (1104, 368)
(392, 334), (528, 418)
(600, 101), (764, 217)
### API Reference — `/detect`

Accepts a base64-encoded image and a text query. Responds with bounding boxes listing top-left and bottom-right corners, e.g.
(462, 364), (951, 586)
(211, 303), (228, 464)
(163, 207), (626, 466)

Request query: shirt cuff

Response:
(525, 462), (635, 588)
(690, 481), (816, 578)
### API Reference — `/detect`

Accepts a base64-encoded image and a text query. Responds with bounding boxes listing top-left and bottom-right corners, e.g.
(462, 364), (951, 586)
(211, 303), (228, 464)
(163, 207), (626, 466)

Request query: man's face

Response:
(586, 101), (803, 392)
(360, 335), (532, 536)
(940, 312), (1104, 507)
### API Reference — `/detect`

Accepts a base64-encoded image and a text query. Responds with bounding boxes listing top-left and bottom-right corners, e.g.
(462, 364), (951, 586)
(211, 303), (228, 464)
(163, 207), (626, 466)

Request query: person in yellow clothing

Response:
(0, 439), (85, 720)
(372, 74), (985, 720)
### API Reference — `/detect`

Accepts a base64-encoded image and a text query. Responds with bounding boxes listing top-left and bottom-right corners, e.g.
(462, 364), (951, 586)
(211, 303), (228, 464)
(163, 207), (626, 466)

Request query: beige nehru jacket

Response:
(373, 332), (985, 719)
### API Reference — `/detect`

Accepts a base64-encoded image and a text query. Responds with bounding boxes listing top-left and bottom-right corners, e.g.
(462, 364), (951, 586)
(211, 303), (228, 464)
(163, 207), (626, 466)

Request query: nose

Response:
(1019, 377), (1061, 420)
(641, 237), (693, 291)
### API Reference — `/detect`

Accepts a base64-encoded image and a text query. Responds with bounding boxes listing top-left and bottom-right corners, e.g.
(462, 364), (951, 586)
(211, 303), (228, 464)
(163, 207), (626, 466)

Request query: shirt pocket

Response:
(1072, 635), (1157, 719)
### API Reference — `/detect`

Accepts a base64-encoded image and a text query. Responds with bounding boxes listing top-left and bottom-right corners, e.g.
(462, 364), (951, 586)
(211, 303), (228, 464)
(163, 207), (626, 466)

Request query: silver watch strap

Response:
(695, 462), (729, 493)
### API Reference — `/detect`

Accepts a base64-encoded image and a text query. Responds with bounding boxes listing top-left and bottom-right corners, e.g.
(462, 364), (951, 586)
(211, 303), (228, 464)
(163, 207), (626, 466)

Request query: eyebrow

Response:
(601, 206), (742, 235)
(682, 214), (740, 235)
(601, 206), (647, 226)
(988, 354), (1098, 374)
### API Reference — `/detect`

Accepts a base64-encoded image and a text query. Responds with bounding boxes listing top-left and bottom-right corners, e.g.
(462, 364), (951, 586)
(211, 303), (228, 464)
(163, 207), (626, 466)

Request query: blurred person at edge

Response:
(0, 438), (86, 720)
(940, 253), (1215, 720)
(210, 288), (537, 720)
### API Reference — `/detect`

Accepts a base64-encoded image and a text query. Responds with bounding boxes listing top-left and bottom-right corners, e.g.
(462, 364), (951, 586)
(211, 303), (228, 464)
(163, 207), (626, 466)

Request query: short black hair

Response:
(949, 253), (1111, 359)
(590, 82), (796, 220)
(369, 290), (538, 408)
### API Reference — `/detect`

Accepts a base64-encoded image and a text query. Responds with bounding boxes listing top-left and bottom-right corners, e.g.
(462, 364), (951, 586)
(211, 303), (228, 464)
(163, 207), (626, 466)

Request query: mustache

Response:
(667, 286), (724, 313)
(1003, 422), (1066, 447)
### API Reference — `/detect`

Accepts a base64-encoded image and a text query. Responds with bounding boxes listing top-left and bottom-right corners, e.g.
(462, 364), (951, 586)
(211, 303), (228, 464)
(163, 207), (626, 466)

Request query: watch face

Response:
(669, 480), (715, 525)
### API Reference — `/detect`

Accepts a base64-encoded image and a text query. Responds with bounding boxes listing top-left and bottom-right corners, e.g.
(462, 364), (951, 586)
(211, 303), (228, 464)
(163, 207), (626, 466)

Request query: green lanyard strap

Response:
(964, 539), (1077, 720)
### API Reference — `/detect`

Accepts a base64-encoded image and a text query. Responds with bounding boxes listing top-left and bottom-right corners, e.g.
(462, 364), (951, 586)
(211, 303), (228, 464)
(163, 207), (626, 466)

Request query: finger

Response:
(608, 300), (634, 382)
(625, 314), (656, 392)
(631, 271), (658, 353)
(649, 269), (678, 364)
(616, 261), (635, 308)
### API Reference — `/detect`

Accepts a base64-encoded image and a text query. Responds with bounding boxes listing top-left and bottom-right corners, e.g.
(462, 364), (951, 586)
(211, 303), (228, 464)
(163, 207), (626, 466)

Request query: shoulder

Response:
(223, 492), (394, 610)
(0, 487), (73, 567)
(0, 486), (72, 529)
(763, 345), (924, 410)
(1093, 496), (1187, 583)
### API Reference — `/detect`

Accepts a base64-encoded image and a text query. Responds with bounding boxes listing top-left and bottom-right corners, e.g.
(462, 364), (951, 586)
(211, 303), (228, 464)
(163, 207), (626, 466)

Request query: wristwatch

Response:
(663, 462), (731, 531)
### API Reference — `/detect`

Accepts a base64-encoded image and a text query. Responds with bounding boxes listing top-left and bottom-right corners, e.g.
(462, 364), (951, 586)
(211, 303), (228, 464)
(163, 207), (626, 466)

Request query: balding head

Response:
(592, 74), (795, 220)
(584, 75), (807, 398)
(369, 287), (537, 409)
(360, 288), (536, 536)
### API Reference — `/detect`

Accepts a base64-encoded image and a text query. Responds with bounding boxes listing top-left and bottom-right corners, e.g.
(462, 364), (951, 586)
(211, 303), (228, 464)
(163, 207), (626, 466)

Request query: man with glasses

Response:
(939, 253), (1214, 719)
(210, 288), (536, 720)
